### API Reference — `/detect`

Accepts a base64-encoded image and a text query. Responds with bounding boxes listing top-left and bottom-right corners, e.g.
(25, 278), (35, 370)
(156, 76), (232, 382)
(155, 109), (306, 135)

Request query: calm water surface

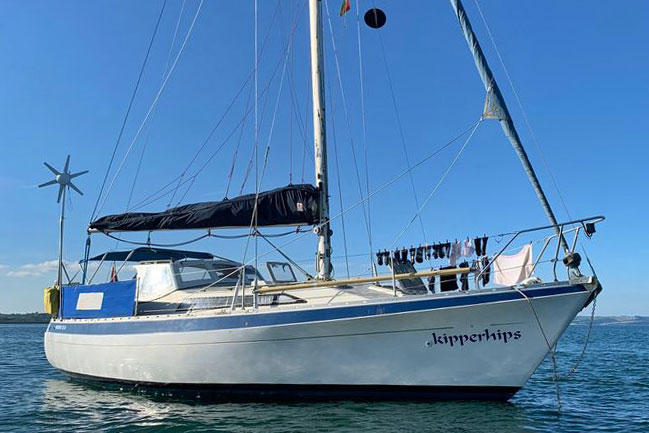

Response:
(0, 323), (647, 432)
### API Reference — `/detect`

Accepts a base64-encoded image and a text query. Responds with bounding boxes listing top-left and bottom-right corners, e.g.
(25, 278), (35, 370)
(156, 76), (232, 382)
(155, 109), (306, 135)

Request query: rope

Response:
(125, 26), (293, 212)
(472, 5), (599, 389)
(150, 0), (283, 209)
(235, 6), (297, 306)
(205, 123), (482, 277)
(561, 296), (596, 379)
(391, 119), (482, 247)
(323, 0), (374, 269)
(355, 0), (373, 273)
(512, 285), (563, 412)
(89, 0), (168, 223)
(113, 1), (188, 250)
(101, 227), (309, 247)
(96, 0), (205, 217)
(301, 75), (310, 183)
(224, 83), (254, 199)
(103, 232), (210, 247)
(375, 24), (428, 243)
(327, 64), (351, 279)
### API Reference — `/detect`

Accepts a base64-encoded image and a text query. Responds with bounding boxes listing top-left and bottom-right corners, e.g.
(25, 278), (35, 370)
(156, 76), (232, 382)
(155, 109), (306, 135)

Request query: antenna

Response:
(39, 155), (88, 288)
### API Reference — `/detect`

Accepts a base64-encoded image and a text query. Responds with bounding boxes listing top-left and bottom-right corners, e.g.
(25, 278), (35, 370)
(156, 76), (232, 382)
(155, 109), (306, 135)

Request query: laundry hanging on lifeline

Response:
(493, 244), (534, 286)
(375, 236), (489, 266)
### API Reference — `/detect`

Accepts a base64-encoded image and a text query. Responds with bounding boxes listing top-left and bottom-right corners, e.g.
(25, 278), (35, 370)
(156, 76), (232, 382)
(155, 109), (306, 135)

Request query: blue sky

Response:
(0, 0), (647, 315)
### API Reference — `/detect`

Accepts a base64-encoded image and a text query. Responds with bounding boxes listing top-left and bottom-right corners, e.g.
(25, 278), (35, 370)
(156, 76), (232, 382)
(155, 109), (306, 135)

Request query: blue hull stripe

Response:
(48, 284), (586, 336)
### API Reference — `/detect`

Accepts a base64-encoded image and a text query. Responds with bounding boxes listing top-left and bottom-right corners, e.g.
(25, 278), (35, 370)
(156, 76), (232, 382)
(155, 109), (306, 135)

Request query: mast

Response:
(449, 0), (569, 252)
(309, 0), (332, 279)
(57, 187), (66, 288)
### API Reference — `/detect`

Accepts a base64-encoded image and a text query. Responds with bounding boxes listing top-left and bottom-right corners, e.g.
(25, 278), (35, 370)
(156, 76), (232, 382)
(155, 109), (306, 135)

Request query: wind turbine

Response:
(39, 155), (88, 288)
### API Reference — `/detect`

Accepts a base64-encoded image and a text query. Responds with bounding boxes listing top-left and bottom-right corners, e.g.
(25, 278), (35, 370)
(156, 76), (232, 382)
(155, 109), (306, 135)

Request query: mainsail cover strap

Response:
(89, 184), (320, 233)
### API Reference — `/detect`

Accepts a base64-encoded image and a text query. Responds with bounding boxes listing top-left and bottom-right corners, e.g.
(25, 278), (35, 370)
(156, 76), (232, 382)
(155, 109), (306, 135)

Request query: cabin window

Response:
(135, 263), (176, 302)
(176, 263), (218, 288)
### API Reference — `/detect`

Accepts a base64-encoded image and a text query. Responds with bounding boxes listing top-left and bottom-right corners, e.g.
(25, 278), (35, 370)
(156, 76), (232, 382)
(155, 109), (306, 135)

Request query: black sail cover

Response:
(90, 184), (320, 233)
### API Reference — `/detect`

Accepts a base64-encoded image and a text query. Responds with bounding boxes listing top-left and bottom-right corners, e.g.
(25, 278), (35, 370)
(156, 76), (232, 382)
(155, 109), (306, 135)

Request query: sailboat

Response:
(44, 0), (604, 401)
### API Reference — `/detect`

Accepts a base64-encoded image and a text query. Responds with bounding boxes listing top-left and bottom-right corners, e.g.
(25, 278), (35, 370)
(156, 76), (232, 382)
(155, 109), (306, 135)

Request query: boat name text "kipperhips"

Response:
(426, 329), (522, 348)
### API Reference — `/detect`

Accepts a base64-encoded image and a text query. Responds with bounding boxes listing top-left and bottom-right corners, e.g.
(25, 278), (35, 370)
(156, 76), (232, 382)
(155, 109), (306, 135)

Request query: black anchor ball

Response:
(364, 8), (386, 29)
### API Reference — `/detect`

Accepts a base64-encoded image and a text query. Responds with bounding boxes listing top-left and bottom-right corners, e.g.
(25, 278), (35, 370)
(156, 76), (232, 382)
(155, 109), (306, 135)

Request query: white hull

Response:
(45, 282), (596, 400)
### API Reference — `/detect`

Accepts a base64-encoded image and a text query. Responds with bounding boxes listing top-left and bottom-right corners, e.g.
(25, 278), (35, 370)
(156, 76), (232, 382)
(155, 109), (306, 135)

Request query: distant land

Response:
(572, 315), (649, 326)
(0, 313), (50, 324)
(0, 313), (648, 325)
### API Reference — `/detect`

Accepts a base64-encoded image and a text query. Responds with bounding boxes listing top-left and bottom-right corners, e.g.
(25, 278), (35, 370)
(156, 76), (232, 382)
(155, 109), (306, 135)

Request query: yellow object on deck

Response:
(44, 286), (60, 315)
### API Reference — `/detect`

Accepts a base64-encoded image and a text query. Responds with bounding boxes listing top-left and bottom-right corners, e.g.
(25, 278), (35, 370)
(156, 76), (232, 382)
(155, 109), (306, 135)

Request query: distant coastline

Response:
(0, 313), (50, 324)
(1, 313), (648, 325)
(572, 315), (649, 326)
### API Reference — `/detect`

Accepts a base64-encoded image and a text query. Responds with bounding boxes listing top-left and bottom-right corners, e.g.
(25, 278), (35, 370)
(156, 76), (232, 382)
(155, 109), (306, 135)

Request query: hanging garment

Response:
(450, 241), (462, 267)
(459, 261), (469, 291)
(400, 248), (408, 263)
(440, 266), (459, 292)
(481, 236), (489, 256)
(416, 246), (424, 263)
(474, 237), (482, 256)
(462, 239), (475, 257)
(493, 244), (533, 286)
(427, 274), (436, 294)
(481, 256), (491, 286)
(376, 252), (383, 266)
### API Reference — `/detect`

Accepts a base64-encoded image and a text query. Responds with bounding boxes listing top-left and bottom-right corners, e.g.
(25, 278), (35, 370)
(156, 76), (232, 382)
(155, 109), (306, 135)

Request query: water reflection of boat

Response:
(41, 378), (535, 431)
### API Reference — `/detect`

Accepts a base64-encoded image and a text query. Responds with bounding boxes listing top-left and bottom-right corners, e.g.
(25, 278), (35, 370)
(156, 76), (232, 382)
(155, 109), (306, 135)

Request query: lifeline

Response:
(429, 328), (522, 348)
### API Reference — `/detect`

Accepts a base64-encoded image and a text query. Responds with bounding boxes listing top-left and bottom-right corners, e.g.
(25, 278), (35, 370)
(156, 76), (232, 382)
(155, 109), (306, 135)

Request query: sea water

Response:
(0, 323), (647, 433)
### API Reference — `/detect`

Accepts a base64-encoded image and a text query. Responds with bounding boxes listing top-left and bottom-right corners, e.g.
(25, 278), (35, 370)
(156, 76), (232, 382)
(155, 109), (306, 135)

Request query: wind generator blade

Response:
(44, 162), (60, 176)
(38, 179), (57, 188)
(68, 182), (84, 196)
(57, 185), (64, 203)
(70, 170), (89, 179)
(64, 155), (70, 173)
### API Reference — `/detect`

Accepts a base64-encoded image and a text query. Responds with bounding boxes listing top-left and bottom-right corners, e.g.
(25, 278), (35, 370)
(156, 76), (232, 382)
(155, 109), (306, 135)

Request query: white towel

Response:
(493, 244), (533, 286)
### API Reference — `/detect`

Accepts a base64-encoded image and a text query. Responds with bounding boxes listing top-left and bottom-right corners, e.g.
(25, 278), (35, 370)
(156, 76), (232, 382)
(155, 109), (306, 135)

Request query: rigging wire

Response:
(125, 0), (187, 217)
(236, 0), (294, 303)
(126, 25), (294, 212)
(354, 0), (374, 273)
(95, 0), (205, 218)
(300, 73), (310, 183)
(209, 122), (482, 276)
(95, 122), (480, 288)
(473, 5), (601, 382)
(239, 2), (305, 196)
(224, 83), (255, 198)
(164, 0), (283, 206)
(89, 0), (168, 223)
(375, 27), (429, 244)
(327, 65), (351, 279)
(472, 0), (572, 220)
(390, 119), (482, 247)
(253, 0), (260, 305)
(322, 0), (374, 269)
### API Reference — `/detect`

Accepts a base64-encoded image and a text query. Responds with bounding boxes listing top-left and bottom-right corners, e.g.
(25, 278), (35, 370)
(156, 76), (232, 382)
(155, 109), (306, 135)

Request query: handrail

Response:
(256, 267), (472, 294)
(474, 215), (604, 287)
